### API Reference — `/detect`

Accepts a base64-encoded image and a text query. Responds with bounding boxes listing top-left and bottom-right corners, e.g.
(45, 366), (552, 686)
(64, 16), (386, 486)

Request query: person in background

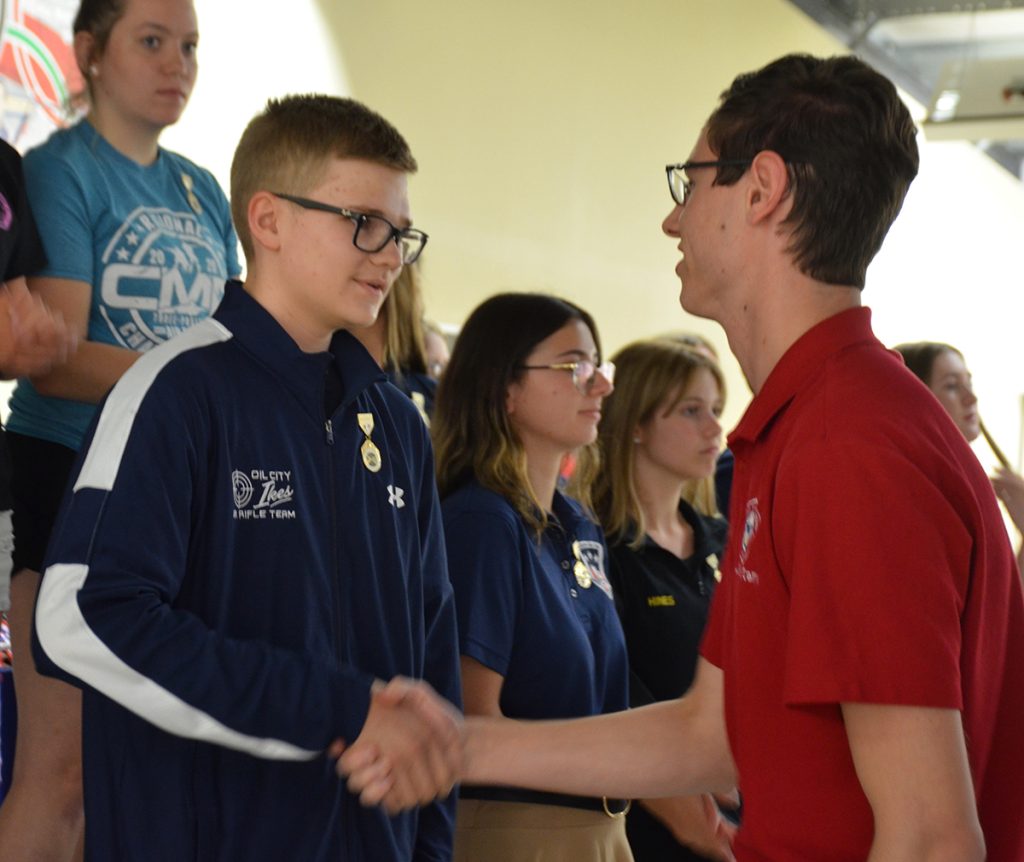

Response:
(423, 319), (450, 381)
(353, 261), (437, 421)
(432, 292), (630, 861)
(0, 1), (239, 857)
(664, 332), (733, 517)
(0, 136), (76, 804)
(894, 340), (1024, 568)
(591, 338), (734, 862)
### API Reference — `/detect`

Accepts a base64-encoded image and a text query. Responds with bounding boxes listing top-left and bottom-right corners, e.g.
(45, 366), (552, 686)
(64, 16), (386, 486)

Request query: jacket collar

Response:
(213, 280), (386, 420)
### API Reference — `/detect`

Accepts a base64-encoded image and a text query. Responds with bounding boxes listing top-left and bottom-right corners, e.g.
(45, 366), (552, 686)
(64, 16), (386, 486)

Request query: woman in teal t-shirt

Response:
(0, 0), (239, 858)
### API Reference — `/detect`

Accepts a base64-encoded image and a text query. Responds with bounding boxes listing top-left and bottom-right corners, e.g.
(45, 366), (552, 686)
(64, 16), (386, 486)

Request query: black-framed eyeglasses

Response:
(272, 192), (428, 265)
(517, 359), (615, 394)
(665, 160), (752, 207)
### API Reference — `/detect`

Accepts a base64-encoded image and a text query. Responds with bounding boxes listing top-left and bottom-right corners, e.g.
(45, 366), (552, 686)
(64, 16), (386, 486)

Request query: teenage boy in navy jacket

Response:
(33, 95), (461, 862)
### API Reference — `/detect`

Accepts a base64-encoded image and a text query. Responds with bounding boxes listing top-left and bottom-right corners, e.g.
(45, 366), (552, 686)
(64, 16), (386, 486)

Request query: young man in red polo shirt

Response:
(341, 54), (1024, 861)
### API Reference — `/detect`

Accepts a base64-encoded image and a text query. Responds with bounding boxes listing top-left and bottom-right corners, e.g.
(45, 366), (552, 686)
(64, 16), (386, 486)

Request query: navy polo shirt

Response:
(442, 481), (629, 721)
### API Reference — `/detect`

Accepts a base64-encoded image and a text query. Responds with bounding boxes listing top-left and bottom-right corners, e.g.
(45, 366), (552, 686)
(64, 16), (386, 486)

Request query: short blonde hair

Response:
(229, 94), (417, 261)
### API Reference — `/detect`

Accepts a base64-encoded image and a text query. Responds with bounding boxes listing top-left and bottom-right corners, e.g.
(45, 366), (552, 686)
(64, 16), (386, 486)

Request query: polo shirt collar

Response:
(549, 490), (591, 536)
(637, 498), (715, 561)
(728, 306), (876, 446)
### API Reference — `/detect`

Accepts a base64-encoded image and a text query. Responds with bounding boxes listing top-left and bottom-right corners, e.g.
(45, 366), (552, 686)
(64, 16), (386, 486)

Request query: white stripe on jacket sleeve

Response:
(40, 318), (319, 761)
(75, 318), (232, 493)
(36, 564), (318, 760)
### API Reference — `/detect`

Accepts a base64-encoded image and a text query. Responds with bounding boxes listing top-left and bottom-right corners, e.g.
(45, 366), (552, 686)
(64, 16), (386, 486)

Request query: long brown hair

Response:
(381, 263), (429, 377)
(433, 292), (602, 535)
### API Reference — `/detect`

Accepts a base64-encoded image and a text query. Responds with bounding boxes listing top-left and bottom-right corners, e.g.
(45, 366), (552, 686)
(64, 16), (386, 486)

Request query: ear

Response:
(745, 150), (792, 226)
(505, 380), (521, 417)
(248, 191), (283, 253)
(632, 423), (645, 446)
(73, 31), (96, 78)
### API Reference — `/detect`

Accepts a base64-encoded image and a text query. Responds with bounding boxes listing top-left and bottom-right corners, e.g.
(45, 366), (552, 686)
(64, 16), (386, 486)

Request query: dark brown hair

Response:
(705, 53), (919, 288)
(893, 341), (962, 386)
(432, 292), (601, 534)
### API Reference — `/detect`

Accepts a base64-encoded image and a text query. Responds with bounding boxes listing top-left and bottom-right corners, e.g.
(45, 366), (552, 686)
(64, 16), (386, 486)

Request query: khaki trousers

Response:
(454, 798), (634, 862)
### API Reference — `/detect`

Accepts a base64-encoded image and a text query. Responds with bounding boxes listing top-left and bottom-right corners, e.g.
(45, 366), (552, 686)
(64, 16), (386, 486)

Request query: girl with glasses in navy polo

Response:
(433, 292), (632, 861)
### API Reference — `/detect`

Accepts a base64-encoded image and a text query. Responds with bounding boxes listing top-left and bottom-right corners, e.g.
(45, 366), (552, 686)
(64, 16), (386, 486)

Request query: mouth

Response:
(356, 279), (387, 296)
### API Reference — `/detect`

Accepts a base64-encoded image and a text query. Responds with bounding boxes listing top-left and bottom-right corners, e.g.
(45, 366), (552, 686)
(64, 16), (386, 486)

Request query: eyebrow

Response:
(136, 22), (200, 39)
(347, 204), (412, 229)
(554, 348), (597, 361)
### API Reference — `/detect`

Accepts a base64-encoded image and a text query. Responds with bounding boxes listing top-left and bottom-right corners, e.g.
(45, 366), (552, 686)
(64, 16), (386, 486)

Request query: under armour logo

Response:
(387, 485), (405, 508)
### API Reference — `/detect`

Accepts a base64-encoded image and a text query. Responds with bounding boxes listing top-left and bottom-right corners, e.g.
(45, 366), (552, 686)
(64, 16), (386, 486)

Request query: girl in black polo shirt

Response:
(592, 338), (735, 862)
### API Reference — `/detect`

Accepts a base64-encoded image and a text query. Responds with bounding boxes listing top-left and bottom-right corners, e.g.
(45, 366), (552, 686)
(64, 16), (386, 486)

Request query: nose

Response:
(590, 367), (614, 397)
(662, 204), (683, 238)
(370, 236), (404, 270)
(163, 42), (184, 69)
(963, 386), (977, 407)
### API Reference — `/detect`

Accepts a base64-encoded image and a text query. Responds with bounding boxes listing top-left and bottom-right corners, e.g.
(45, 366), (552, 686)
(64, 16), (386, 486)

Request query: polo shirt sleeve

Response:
(774, 435), (967, 709)
(442, 504), (524, 676)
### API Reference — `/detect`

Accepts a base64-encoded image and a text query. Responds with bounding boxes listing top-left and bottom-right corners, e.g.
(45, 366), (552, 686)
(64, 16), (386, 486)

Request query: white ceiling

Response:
(788, 0), (1024, 178)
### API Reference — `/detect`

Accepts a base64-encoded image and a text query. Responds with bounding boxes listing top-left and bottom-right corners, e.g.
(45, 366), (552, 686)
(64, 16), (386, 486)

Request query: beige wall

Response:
(10, 0), (1023, 500)
(319, 0), (841, 428)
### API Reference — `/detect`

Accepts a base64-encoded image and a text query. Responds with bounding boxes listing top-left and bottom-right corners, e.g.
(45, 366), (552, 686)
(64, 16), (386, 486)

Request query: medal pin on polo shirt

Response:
(706, 553), (722, 583)
(180, 172), (203, 215)
(357, 412), (382, 473)
(571, 540), (592, 589)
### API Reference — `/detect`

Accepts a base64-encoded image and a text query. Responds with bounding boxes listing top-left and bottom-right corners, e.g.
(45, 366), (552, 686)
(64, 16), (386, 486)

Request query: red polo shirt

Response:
(703, 307), (1024, 861)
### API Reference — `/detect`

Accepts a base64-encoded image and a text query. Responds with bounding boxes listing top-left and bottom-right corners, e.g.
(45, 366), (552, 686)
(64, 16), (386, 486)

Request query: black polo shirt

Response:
(608, 497), (727, 861)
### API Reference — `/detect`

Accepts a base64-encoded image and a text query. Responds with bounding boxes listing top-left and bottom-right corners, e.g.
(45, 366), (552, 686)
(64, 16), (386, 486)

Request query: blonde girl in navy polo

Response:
(433, 292), (632, 861)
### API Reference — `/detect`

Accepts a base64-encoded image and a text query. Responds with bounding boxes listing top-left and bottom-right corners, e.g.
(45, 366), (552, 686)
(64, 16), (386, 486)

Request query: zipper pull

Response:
(325, 419), (334, 445)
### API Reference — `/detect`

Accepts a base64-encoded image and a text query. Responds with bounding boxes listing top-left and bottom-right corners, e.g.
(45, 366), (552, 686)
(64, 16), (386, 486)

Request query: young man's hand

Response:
(333, 677), (462, 813)
(0, 280), (77, 380)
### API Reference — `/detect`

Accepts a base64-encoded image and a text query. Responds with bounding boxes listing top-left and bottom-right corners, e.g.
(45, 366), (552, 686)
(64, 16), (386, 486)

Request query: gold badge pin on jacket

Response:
(357, 412), (382, 473)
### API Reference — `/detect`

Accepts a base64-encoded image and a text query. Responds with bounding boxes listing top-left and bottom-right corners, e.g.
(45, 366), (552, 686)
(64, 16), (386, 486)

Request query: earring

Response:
(633, 436), (641, 443)
(89, 64), (99, 77)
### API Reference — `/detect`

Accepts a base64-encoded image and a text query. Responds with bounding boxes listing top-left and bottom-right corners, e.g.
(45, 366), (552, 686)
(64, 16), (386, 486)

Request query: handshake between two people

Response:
(329, 677), (464, 814)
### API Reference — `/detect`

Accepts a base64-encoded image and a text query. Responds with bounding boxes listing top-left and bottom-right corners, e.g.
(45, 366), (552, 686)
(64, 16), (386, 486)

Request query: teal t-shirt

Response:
(7, 120), (240, 450)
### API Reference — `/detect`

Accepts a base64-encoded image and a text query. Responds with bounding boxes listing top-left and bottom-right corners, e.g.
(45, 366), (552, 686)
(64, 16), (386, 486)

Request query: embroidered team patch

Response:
(231, 468), (296, 520)
(576, 540), (613, 599)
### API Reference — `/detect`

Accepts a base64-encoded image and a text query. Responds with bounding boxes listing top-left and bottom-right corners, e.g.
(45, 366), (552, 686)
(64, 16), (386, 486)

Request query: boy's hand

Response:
(335, 677), (462, 813)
